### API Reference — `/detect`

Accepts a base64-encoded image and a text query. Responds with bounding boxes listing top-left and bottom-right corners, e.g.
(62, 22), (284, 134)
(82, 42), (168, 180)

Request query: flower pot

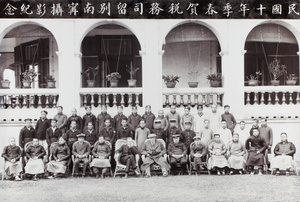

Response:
(270, 80), (280, 86)
(127, 79), (137, 87)
(166, 81), (176, 88)
(22, 81), (32, 88)
(1, 80), (10, 88)
(109, 80), (118, 87)
(188, 82), (199, 88)
(210, 81), (221, 87)
(286, 80), (296, 85)
(248, 80), (258, 86)
(86, 80), (95, 87)
(47, 81), (56, 88)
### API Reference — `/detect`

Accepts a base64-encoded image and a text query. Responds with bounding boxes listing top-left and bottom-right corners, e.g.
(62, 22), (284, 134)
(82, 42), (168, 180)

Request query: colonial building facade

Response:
(0, 18), (299, 154)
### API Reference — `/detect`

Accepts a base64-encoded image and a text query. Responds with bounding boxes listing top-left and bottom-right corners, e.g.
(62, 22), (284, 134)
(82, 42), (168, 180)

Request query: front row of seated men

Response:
(1, 128), (297, 181)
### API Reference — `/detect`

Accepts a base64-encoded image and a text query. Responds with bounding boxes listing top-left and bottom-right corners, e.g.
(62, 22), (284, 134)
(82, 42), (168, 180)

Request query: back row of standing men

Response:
(18, 104), (273, 157)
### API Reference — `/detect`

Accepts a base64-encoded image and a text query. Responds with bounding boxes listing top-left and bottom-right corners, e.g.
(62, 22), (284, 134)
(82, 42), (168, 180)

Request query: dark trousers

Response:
(73, 157), (89, 176)
(120, 155), (136, 173)
(170, 156), (187, 173)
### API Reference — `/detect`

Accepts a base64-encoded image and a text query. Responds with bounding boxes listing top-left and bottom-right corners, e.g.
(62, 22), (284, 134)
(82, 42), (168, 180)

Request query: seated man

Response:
(207, 134), (228, 175)
(116, 137), (141, 178)
(141, 134), (170, 178)
(46, 137), (70, 178)
(227, 133), (245, 175)
(90, 136), (111, 178)
(168, 134), (187, 175)
(1, 137), (22, 181)
(272, 132), (296, 176)
(72, 133), (91, 177)
(25, 138), (46, 181)
(190, 136), (207, 174)
(245, 128), (266, 175)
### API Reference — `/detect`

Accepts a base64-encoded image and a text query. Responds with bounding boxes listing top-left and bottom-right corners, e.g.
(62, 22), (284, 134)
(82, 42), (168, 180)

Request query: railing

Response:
(162, 88), (224, 108)
(0, 89), (59, 109)
(79, 88), (143, 108)
(244, 86), (300, 105)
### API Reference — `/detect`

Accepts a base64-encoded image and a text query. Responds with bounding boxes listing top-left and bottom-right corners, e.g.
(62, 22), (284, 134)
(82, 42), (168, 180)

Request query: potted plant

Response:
(126, 62), (139, 87)
(1, 79), (10, 88)
(268, 59), (287, 86)
(246, 71), (262, 86)
(187, 68), (200, 88)
(21, 69), (38, 88)
(286, 74), (298, 85)
(106, 72), (121, 87)
(44, 75), (56, 88)
(82, 66), (99, 87)
(162, 74), (180, 88)
(207, 73), (222, 87)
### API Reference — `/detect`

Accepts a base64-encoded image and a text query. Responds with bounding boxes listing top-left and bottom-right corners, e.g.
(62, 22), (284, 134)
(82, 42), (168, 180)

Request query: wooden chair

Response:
(113, 139), (140, 177)
(91, 140), (113, 177)
(141, 139), (168, 176)
(167, 154), (190, 175)
(270, 154), (298, 175)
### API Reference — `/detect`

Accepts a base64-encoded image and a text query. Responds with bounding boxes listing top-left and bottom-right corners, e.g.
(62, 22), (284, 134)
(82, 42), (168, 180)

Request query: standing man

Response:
(199, 119), (214, 147)
(208, 104), (221, 134)
(221, 105), (236, 133)
(193, 105), (207, 135)
(66, 108), (82, 132)
(19, 118), (36, 149)
(235, 121), (250, 144)
(259, 118), (273, 168)
(114, 106), (127, 130)
(142, 105), (156, 130)
(35, 110), (50, 154)
(165, 105), (180, 130)
(82, 105), (97, 132)
(53, 106), (68, 134)
(216, 120), (232, 147)
(127, 106), (142, 131)
(249, 119), (259, 136)
(96, 105), (113, 133)
(46, 119), (62, 154)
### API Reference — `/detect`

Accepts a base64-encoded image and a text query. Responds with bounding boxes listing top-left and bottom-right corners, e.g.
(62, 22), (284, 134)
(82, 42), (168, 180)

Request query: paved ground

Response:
(1, 174), (299, 202)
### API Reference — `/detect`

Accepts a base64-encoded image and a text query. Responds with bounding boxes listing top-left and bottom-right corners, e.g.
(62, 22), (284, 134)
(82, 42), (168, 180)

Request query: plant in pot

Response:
(126, 62), (139, 87)
(268, 58), (287, 86)
(106, 72), (121, 87)
(286, 74), (298, 85)
(187, 68), (200, 88)
(162, 75), (180, 88)
(82, 66), (99, 87)
(1, 79), (10, 89)
(246, 71), (262, 86)
(207, 73), (222, 87)
(21, 69), (38, 88)
(44, 75), (56, 88)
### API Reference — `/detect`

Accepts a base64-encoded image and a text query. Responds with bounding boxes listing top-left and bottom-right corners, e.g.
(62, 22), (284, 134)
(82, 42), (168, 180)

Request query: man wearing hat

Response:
(168, 134), (187, 175)
(190, 136), (207, 173)
(151, 119), (166, 142)
(181, 120), (196, 154)
(166, 105), (181, 129)
(19, 118), (36, 149)
(166, 118), (181, 147)
(72, 133), (91, 177)
(141, 134), (170, 177)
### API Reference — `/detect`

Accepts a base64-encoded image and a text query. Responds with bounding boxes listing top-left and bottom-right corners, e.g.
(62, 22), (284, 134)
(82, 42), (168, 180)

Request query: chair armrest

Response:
(141, 155), (145, 162)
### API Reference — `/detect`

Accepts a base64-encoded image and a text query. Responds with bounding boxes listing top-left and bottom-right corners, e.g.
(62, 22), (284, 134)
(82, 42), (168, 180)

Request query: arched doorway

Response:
(0, 24), (59, 89)
(81, 24), (142, 88)
(162, 23), (221, 88)
(244, 24), (299, 86)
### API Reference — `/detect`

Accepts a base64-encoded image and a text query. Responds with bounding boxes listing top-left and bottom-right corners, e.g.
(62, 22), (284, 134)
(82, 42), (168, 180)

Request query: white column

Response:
(141, 21), (162, 113)
(222, 21), (246, 119)
(56, 20), (80, 115)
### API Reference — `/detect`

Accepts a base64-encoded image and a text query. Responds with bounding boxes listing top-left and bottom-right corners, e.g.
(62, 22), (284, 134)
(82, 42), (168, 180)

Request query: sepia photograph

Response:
(0, 0), (299, 201)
